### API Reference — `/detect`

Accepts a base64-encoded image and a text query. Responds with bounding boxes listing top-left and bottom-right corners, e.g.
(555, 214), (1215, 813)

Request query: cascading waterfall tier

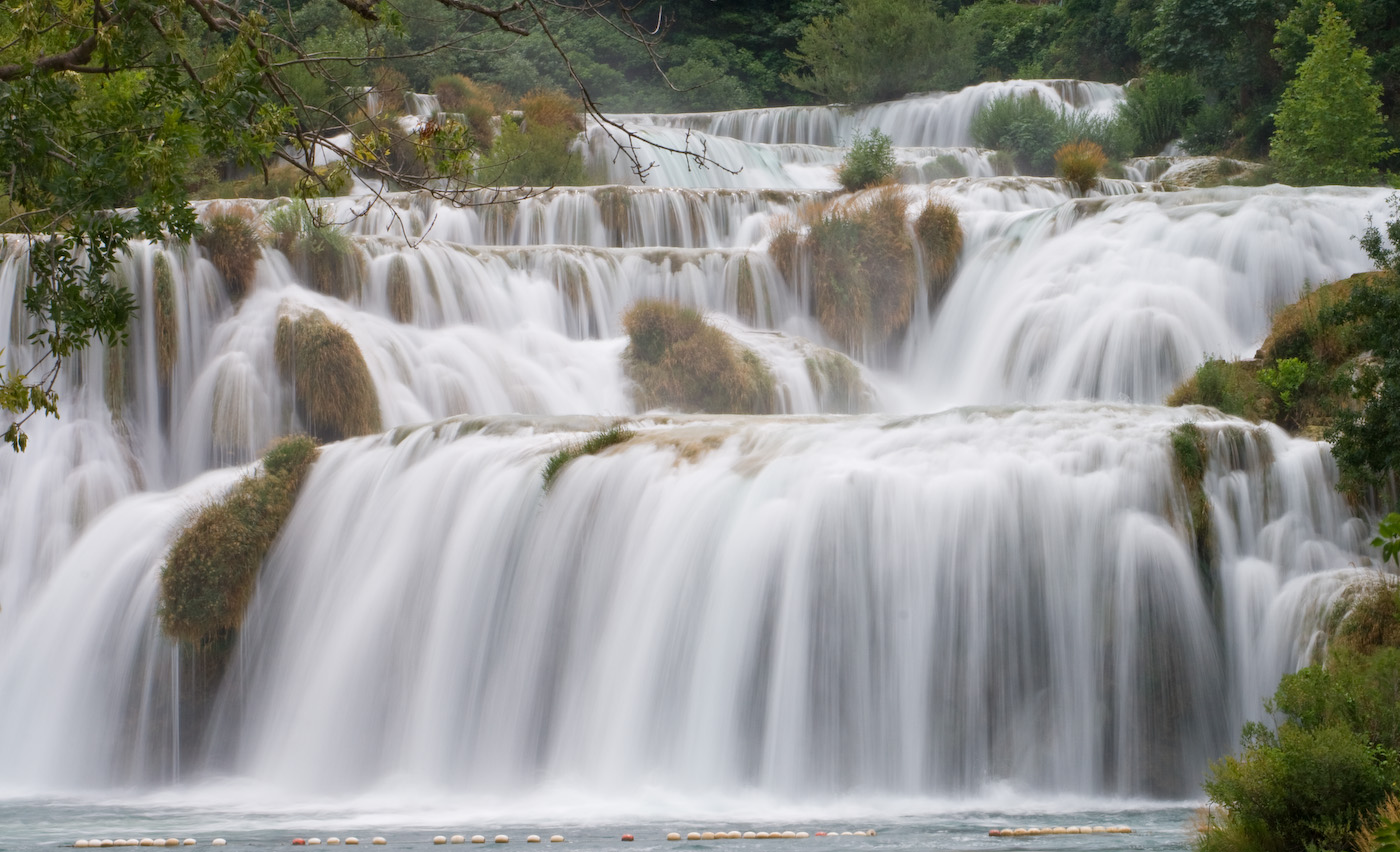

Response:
(0, 79), (1395, 808)
(0, 409), (1374, 798)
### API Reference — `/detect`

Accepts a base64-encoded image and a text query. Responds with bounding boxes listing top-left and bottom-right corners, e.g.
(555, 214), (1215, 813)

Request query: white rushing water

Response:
(0, 80), (1394, 811)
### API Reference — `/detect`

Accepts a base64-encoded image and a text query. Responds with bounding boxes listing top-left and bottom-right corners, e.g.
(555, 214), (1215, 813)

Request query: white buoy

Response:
(742, 834), (756, 840)
(184, 842), (197, 847)
(142, 842), (155, 847)
(101, 842), (114, 848)
(373, 839), (387, 846)
(152, 841), (166, 848)
(309, 841), (322, 846)
(471, 838), (485, 845)
(795, 835), (808, 840)
(346, 840), (359, 846)
(328, 841), (341, 846)
(782, 833), (796, 840)
(167, 841), (180, 848)
(451, 837), (465, 845)
(77, 842), (90, 848)
(527, 838), (540, 844)
(667, 835), (681, 842)
(550, 838), (564, 844)
(702, 834), (716, 841)
(212, 843), (226, 848)
(495, 836), (509, 844)
(435, 838), (447, 846)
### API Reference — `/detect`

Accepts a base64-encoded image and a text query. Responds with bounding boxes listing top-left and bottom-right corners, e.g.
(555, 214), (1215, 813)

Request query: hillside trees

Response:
(1270, 3), (1390, 186)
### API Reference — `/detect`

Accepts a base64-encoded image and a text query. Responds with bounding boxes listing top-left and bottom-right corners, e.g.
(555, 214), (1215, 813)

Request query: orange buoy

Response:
(293, 841), (306, 847)
(621, 837), (634, 843)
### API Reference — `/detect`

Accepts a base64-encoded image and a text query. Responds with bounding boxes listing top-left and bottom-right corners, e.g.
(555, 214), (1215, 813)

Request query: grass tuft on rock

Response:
(153, 252), (178, 384)
(1170, 422), (1216, 576)
(274, 309), (382, 442)
(623, 300), (776, 415)
(199, 203), (264, 301)
(806, 351), (871, 413)
(265, 203), (362, 300)
(542, 425), (632, 490)
(159, 434), (319, 647)
(914, 198), (963, 305)
(1055, 140), (1107, 194)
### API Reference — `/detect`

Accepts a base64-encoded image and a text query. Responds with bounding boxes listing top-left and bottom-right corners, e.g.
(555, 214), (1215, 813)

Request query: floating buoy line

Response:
(72, 824), (1137, 847)
(989, 827), (1134, 836)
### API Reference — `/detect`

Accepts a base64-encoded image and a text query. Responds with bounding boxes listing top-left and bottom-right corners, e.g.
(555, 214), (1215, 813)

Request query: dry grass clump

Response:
(519, 88), (584, 133)
(623, 300), (776, 415)
(386, 254), (414, 323)
(274, 309), (382, 442)
(265, 203), (362, 300)
(734, 255), (759, 324)
(913, 198), (963, 304)
(430, 73), (505, 149)
(1055, 140), (1107, 194)
(769, 187), (917, 351)
(153, 252), (178, 384)
(1354, 793), (1400, 852)
(594, 186), (631, 246)
(542, 426), (633, 490)
(199, 202), (264, 301)
(159, 435), (320, 646)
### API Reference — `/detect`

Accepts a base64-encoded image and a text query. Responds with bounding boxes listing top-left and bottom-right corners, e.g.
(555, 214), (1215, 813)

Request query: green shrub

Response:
(1168, 358), (1271, 421)
(199, 202), (263, 301)
(837, 129), (896, 192)
(623, 300), (776, 414)
(480, 114), (585, 187)
(1271, 4), (1390, 187)
(1183, 102), (1238, 155)
(1055, 140), (1107, 193)
(1259, 357), (1309, 413)
(805, 351), (870, 413)
(153, 252), (178, 384)
(1119, 72), (1203, 154)
(973, 92), (1136, 175)
(159, 435), (319, 646)
(274, 309), (382, 442)
(913, 198), (963, 302)
(542, 425), (632, 490)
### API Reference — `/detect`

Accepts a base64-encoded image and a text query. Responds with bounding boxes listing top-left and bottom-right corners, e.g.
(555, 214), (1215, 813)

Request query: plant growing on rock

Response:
(914, 198), (964, 303)
(265, 203), (362, 300)
(199, 203), (264, 301)
(153, 252), (179, 385)
(159, 434), (320, 647)
(274, 309), (382, 442)
(1055, 140), (1107, 194)
(622, 300), (775, 415)
(542, 426), (633, 490)
(837, 129), (896, 192)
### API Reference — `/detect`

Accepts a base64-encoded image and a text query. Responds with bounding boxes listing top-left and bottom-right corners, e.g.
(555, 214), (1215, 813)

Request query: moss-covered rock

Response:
(1170, 422), (1216, 581)
(805, 351), (872, 414)
(274, 309), (382, 442)
(199, 203), (263, 301)
(623, 300), (776, 415)
(159, 435), (320, 647)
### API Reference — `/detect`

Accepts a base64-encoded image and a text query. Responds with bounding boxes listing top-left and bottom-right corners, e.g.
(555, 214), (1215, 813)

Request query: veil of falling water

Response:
(0, 79), (1393, 808)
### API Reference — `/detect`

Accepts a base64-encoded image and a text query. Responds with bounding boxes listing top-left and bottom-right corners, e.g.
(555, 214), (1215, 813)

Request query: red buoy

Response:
(988, 831), (1000, 837)
(293, 841), (307, 847)
(814, 834), (826, 838)
(621, 837), (634, 843)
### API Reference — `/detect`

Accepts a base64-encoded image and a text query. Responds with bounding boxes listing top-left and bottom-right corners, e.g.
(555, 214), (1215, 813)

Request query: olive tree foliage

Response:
(1269, 3), (1390, 186)
(0, 0), (721, 451)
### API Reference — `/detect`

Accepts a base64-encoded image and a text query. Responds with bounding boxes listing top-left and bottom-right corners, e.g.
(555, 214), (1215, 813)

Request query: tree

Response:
(782, 0), (974, 104)
(1270, 3), (1390, 186)
(0, 0), (721, 451)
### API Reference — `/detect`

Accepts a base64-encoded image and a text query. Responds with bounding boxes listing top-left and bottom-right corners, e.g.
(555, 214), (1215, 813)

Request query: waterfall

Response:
(0, 79), (1394, 808)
